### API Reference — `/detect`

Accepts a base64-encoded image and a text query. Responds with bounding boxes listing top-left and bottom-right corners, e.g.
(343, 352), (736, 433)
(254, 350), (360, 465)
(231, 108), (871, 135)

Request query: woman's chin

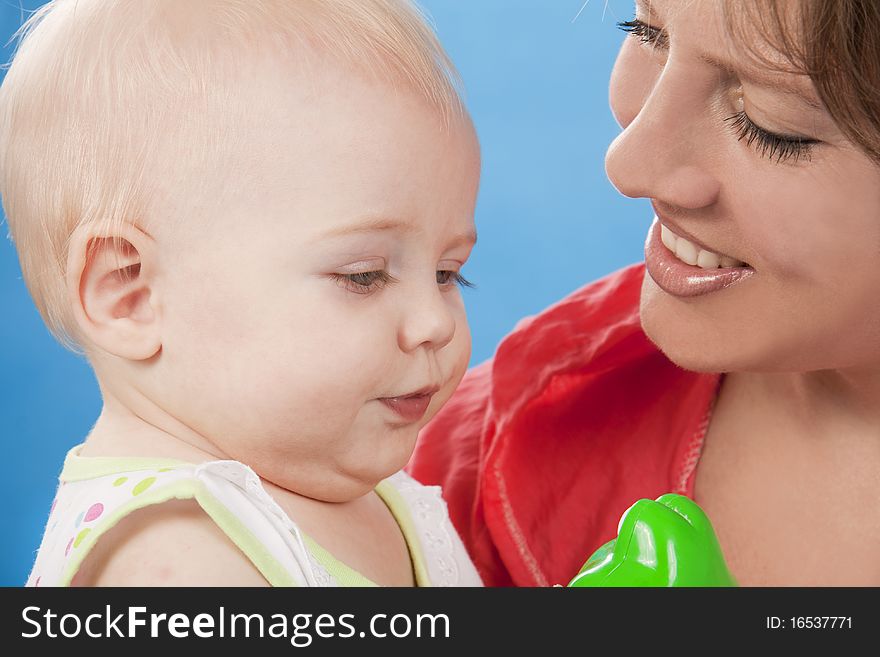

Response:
(639, 279), (743, 374)
(641, 323), (726, 373)
(638, 276), (829, 375)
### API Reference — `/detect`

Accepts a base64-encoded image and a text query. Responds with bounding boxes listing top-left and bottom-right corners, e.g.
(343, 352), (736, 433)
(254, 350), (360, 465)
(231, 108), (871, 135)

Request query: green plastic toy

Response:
(568, 493), (737, 587)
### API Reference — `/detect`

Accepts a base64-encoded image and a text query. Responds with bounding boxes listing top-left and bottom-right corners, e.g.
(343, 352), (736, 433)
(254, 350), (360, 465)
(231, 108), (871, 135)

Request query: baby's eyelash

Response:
(617, 18), (669, 50)
(725, 112), (818, 163)
(332, 270), (475, 295)
(437, 271), (475, 289)
(332, 270), (396, 295)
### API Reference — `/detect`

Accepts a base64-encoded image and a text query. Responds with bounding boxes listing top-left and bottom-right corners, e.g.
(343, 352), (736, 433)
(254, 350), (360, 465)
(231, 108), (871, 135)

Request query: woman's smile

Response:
(645, 219), (755, 297)
(645, 218), (755, 298)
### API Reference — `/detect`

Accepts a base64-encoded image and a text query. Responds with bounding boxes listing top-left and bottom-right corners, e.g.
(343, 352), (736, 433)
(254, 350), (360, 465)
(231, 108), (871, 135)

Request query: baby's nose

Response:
(397, 286), (456, 353)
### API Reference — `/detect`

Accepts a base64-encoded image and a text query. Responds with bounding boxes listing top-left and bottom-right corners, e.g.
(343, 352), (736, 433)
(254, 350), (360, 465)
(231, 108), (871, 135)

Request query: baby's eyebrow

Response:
(316, 216), (477, 249)
(318, 217), (416, 239)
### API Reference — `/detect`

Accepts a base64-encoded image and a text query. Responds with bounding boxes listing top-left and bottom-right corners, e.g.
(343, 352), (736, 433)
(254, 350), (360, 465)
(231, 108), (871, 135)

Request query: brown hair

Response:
(728, 0), (880, 163)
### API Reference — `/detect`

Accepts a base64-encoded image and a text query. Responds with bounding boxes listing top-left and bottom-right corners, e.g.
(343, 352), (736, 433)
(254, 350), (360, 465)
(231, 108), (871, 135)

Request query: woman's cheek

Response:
(737, 176), (848, 283)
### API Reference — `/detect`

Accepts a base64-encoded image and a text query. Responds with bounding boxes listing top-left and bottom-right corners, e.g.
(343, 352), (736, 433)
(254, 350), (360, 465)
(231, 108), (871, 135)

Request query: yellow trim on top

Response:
(376, 479), (432, 587)
(60, 444), (190, 483)
(60, 478), (298, 587)
(285, 481), (432, 587)
(302, 534), (378, 587)
(58, 443), (431, 586)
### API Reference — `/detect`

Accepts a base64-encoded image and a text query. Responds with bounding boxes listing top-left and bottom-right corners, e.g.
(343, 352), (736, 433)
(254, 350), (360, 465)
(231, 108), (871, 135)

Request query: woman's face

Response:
(605, 0), (880, 374)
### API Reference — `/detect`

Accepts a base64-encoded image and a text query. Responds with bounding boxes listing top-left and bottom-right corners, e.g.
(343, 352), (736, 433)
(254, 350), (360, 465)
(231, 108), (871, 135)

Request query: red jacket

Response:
(407, 263), (721, 586)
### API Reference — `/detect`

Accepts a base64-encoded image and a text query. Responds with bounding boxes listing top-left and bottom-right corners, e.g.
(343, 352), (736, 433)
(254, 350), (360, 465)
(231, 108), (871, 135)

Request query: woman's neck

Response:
(753, 366), (880, 436)
(695, 366), (880, 585)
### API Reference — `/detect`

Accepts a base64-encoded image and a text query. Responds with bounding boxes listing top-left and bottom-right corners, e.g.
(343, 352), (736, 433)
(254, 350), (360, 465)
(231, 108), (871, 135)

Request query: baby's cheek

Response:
(449, 307), (472, 370)
(255, 343), (372, 411)
(430, 320), (471, 412)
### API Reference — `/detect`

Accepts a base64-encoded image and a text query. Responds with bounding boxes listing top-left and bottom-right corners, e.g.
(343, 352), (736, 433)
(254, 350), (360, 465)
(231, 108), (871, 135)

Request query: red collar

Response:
(480, 264), (720, 585)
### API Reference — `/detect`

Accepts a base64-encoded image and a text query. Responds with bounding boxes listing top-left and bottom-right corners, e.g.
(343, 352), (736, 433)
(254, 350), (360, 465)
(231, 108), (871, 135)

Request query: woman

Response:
(409, 0), (880, 586)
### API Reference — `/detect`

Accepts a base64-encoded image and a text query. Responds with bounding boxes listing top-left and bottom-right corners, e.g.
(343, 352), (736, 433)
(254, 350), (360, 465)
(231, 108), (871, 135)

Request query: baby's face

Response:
(149, 56), (479, 502)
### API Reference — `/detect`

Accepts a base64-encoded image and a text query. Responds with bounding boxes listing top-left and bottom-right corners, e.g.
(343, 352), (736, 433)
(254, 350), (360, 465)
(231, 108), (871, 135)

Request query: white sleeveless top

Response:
(27, 445), (482, 587)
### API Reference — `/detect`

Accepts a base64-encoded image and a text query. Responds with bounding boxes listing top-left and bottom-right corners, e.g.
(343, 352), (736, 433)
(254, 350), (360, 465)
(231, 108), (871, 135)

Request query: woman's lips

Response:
(644, 219), (755, 298)
(378, 393), (434, 423)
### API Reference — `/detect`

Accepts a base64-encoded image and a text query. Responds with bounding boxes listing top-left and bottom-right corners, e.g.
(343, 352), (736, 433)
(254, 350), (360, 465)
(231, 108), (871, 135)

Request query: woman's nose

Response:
(397, 283), (457, 354)
(605, 56), (722, 211)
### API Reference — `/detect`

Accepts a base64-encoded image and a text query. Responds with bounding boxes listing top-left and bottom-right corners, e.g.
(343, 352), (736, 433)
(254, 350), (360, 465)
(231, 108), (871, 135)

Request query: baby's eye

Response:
(332, 270), (395, 295)
(437, 270), (475, 288)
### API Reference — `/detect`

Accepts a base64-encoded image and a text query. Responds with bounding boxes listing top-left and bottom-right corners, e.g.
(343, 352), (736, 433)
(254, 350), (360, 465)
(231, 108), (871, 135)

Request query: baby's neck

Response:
(82, 395), (414, 585)
(83, 388), (388, 506)
(80, 392), (227, 465)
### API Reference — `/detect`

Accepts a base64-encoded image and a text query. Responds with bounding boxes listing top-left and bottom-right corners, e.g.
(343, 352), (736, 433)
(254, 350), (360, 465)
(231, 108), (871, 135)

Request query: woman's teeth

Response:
(660, 224), (744, 269)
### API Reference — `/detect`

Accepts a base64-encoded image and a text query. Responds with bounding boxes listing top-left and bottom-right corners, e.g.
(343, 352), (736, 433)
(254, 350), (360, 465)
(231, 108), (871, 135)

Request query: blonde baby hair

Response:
(0, 0), (464, 352)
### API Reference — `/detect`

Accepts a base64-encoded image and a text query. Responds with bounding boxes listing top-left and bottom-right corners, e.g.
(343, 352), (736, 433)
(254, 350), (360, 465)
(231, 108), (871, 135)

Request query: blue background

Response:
(0, 0), (651, 585)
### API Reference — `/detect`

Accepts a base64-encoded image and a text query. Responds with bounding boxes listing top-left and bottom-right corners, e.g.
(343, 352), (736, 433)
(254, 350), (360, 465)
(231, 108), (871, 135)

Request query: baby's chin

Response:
(251, 449), (412, 503)
(282, 470), (398, 504)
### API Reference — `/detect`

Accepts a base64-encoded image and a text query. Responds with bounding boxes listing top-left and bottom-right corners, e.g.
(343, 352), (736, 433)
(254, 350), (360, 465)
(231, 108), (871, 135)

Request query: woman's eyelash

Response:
(616, 19), (668, 49)
(332, 270), (475, 295)
(617, 18), (817, 164)
(725, 112), (818, 163)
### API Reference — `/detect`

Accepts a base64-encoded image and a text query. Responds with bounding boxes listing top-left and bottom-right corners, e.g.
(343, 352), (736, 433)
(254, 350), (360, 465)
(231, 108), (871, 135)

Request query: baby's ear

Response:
(66, 223), (161, 360)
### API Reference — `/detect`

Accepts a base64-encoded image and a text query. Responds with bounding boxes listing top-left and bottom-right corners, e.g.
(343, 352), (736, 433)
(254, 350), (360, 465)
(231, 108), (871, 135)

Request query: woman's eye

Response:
(617, 18), (669, 50)
(725, 111), (819, 163)
(332, 270), (395, 295)
(437, 270), (475, 288)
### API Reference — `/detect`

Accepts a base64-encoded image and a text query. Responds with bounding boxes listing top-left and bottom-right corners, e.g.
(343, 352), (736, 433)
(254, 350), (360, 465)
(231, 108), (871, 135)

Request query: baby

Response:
(2, 0), (482, 586)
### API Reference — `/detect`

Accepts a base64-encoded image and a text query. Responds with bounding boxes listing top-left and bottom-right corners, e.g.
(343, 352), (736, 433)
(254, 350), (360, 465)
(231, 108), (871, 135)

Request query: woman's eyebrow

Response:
(700, 53), (825, 112)
(636, 0), (666, 24)
(635, 0), (824, 112)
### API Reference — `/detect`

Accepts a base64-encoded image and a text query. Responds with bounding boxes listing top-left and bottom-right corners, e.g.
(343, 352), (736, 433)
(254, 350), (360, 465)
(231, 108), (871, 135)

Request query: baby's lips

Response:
(567, 494), (737, 587)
